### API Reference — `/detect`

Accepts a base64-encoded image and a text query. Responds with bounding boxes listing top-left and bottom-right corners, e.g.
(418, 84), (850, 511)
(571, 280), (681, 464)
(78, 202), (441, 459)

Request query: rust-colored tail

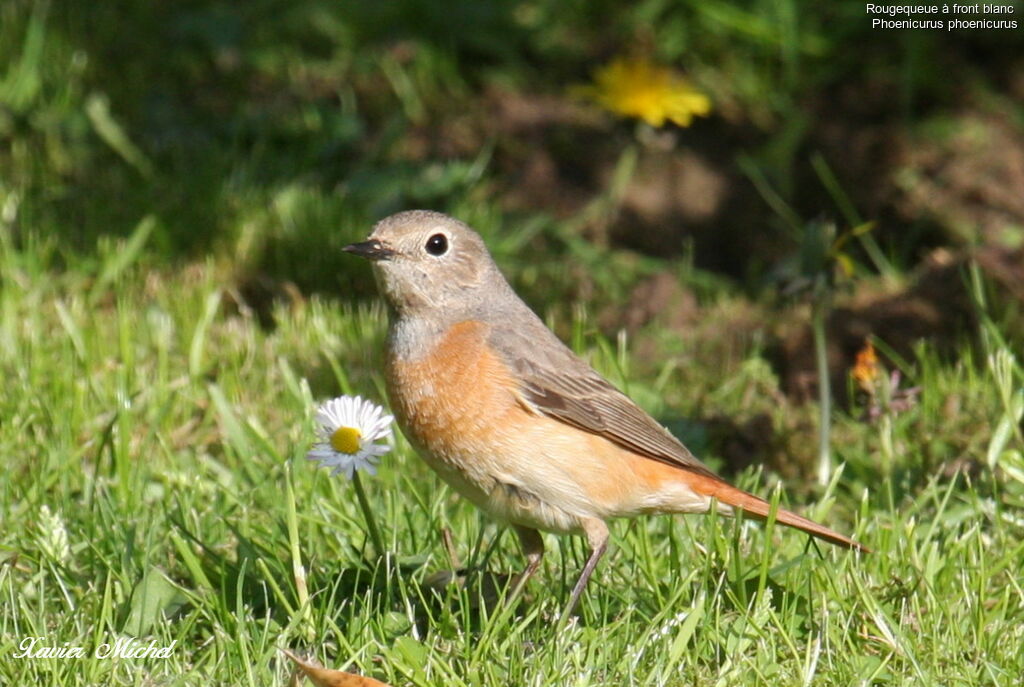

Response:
(688, 473), (870, 552)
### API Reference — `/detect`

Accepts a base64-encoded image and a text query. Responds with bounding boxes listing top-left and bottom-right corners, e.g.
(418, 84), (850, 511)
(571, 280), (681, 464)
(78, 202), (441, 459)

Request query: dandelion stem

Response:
(813, 299), (833, 486)
(352, 471), (385, 558)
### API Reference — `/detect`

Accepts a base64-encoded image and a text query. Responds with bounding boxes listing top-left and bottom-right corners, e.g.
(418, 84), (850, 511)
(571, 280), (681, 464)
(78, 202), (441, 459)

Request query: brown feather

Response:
(508, 354), (720, 481)
(491, 323), (869, 553)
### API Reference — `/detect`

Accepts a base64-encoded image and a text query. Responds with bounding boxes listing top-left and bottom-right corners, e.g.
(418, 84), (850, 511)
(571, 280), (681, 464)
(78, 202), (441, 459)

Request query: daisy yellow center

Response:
(330, 426), (362, 454)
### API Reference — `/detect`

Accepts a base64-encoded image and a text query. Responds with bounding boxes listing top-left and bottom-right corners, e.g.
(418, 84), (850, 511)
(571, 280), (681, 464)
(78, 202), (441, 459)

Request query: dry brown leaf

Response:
(281, 648), (393, 687)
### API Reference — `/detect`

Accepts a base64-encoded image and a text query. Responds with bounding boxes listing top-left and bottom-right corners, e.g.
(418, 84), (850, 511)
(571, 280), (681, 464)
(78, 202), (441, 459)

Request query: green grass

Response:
(2, 230), (1023, 686)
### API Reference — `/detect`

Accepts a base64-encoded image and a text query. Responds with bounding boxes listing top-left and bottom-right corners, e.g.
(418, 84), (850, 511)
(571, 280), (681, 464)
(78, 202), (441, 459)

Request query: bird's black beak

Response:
(343, 239), (395, 261)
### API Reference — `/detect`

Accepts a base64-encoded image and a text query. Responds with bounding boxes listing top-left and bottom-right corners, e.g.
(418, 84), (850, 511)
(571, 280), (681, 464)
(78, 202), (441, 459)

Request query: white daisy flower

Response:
(307, 395), (394, 479)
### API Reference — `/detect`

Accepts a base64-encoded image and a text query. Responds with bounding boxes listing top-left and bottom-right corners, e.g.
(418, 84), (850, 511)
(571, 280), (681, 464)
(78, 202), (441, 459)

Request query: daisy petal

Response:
(309, 394), (395, 480)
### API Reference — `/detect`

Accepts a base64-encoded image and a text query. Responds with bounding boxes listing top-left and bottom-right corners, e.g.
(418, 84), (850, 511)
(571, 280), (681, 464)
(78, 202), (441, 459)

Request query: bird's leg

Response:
(559, 519), (609, 625)
(506, 525), (544, 605)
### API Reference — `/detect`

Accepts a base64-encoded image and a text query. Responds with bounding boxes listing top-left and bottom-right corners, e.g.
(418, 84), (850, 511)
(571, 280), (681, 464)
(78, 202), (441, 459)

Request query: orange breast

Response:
(385, 320), (524, 476)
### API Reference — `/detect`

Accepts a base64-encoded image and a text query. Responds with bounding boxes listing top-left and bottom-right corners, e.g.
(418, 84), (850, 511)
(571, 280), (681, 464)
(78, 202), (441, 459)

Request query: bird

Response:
(344, 210), (867, 620)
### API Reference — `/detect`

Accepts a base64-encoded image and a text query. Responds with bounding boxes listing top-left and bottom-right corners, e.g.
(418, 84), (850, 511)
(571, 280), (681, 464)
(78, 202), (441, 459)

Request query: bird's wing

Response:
(487, 319), (870, 552)
(489, 324), (720, 480)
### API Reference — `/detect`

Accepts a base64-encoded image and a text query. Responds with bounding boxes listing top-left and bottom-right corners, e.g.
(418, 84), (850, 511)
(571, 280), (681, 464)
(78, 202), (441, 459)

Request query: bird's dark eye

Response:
(425, 233), (448, 256)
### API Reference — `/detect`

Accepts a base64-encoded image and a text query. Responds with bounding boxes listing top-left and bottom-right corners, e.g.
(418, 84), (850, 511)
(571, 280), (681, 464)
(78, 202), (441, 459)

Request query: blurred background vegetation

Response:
(2, 0), (1023, 471)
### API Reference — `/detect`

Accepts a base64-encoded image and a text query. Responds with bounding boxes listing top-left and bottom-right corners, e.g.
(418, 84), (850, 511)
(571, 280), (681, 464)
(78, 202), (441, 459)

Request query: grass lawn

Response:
(2, 228), (1022, 686)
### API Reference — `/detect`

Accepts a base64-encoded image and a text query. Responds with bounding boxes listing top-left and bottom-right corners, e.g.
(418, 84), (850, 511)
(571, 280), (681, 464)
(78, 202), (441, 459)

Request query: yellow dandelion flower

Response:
(575, 57), (711, 128)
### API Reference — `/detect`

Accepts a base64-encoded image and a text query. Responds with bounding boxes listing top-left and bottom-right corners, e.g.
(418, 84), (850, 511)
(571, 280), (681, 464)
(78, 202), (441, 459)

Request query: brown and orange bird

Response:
(345, 210), (866, 620)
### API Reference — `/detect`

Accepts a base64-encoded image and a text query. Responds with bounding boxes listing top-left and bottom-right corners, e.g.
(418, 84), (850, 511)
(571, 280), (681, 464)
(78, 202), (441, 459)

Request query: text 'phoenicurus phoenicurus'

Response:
(345, 210), (867, 621)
